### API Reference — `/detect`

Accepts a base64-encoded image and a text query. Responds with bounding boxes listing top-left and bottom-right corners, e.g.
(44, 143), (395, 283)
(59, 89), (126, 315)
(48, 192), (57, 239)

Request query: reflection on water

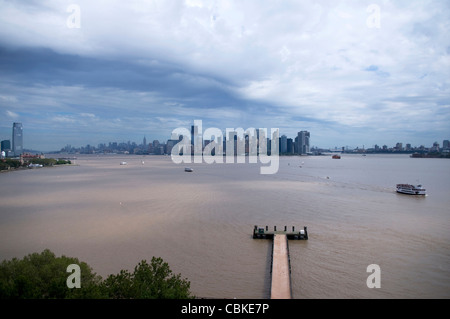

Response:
(0, 154), (449, 298)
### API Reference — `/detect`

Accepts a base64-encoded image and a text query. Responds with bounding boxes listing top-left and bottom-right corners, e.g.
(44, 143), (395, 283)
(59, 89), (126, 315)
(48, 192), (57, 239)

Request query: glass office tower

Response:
(12, 122), (23, 156)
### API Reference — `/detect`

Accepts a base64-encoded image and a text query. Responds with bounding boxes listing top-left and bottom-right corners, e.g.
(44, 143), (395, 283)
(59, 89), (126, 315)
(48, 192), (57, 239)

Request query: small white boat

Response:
(120, 161), (127, 165)
(396, 184), (426, 195)
(184, 167), (193, 172)
(28, 163), (43, 168)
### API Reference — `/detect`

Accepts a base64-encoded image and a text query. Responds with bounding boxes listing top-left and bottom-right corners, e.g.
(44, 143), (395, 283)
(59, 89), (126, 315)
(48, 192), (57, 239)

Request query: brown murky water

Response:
(1, 154), (449, 298)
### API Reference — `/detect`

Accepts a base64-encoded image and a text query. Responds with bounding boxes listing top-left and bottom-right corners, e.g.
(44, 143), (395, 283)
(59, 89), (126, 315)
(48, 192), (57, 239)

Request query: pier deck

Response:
(253, 225), (308, 299)
(270, 234), (291, 299)
(253, 225), (308, 240)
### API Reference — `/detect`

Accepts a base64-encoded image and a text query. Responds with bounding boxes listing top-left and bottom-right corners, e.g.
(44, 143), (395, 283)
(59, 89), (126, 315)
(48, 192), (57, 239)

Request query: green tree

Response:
(0, 249), (103, 299)
(0, 250), (193, 299)
(102, 257), (192, 299)
(29, 158), (56, 166)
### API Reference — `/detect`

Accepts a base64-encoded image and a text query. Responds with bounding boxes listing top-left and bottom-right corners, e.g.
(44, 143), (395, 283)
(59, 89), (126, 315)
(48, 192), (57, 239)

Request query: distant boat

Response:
(184, 167), (193, 172)
(28, 163), (43, 168)
(120, 162), (127, 165)
(396, 184), (426, 195)
(332, 155), (341, 159)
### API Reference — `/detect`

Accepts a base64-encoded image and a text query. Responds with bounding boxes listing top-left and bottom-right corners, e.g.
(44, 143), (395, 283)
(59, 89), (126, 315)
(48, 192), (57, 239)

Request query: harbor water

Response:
(0, 154), (449, 298)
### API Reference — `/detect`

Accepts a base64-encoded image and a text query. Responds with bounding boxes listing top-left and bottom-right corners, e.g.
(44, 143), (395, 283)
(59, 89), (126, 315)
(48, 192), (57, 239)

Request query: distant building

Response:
(297, 131), (310, 155)
(280, 135), (287, 154)
(12, 122), (23, 156)
(191, 124), (202, 155)
(165, 139), (179, 155)
(154, 145), (164, 155)
(191, 125), (196, 146)
(443, 140), (449, 150)
(1, 140), (11, 153)
(287, 138), (294, 154)
(255, 129), (263, 153)
(430, 141), (440, 152)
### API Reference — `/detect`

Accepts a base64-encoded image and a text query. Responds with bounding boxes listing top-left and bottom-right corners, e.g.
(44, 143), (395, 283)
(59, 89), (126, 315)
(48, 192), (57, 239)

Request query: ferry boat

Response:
(396, 184), (426, 195)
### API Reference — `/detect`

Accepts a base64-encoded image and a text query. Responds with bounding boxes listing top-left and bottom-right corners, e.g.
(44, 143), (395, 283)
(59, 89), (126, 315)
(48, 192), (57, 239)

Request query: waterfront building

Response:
(287, 138), (294, 154)
(430, 142), (440, 152)
(297, 131), (310, 155)
(191, 125), (198, 149)
(443, 140), (449, 150)
(12, 122), (23, 156)
(1, 140), (11, 153)
(280, 135), (287, 154)
(166, 139), (179, 155)
(190, 124), (203, 155)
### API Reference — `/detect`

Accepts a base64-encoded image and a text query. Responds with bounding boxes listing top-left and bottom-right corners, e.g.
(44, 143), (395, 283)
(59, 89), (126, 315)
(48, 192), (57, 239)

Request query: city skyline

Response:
(1, 1), (449, 151)
(1, 121), (449, 156)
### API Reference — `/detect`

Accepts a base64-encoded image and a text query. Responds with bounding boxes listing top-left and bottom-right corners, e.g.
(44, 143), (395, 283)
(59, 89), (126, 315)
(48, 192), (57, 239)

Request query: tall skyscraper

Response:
(191, 125), (197, 147)
(280, 135), (287, 154)
(297, 131), (310, 155)
(287, 138), (294, 154)
(190, 122), (202, 155)
(12, 122), (23, 156)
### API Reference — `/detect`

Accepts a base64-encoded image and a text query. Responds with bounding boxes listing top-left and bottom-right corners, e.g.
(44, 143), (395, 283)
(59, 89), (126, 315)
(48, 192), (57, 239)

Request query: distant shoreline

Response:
(0, 157), (74, 174)
(0, 164), (75, 174)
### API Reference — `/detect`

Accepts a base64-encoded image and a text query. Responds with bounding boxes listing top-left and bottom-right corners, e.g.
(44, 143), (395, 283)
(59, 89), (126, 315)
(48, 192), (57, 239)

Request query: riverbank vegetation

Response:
(0, 158), (71, 171)
(0, 249), (193, 299)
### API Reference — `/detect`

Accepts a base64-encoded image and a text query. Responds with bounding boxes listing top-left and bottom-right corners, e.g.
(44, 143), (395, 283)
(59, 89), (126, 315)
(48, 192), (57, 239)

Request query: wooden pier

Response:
(271, 234), (291, 299)
(253, 225), (308, 240)
(253, 225), (308, 299)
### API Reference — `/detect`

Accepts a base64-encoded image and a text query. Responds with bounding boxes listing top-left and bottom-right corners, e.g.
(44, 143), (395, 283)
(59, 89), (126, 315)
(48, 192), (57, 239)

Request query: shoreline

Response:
(0, 163), (76, 174)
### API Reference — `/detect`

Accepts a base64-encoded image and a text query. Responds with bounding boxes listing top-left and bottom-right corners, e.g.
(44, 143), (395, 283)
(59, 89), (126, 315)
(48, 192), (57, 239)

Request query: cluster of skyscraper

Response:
(281, 131), (310, 155)
(1, 122), (23, 157)
(177, 124), (310, 156)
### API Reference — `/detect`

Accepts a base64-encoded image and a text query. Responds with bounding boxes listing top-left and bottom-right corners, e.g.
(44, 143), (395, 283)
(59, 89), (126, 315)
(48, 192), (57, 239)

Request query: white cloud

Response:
(6, 110), (19, 119)
(80, 112), (96, 118)
(0, 0), (449, 149)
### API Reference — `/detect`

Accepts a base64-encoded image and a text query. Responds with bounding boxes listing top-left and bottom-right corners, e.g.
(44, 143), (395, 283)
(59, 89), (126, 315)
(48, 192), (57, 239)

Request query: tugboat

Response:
(332, 154), (341, 159)
(396, 184), (426, 195)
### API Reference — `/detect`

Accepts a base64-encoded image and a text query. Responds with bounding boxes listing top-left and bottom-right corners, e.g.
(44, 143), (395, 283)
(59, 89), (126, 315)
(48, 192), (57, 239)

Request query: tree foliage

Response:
(0, 159), (22, 170)
(102, 258), (191, 299)
(0, 250), (192, 299)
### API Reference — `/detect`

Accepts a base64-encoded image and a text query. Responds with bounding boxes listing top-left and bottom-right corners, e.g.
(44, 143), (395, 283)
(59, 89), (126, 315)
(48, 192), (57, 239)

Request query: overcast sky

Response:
(0, 0), (449, 151)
